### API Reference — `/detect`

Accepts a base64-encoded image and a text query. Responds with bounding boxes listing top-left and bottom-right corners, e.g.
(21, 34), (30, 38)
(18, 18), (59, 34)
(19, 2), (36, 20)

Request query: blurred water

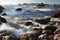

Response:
(2, 4), (60, 18)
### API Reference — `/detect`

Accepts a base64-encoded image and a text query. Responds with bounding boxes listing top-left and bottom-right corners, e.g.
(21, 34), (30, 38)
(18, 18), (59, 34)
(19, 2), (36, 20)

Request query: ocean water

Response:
(2, 4), (60, 17)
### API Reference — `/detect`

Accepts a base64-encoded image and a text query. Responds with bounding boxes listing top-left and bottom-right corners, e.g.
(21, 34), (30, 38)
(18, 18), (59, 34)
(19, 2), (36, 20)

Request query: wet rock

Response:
(16, 8), (22, 11)
(0, 36), (2, 40)
(54, 28), (60, 40)
(38, 29), (54, 40)
(33, 28), (42, 30)
(25, 22), (33, 26)
(42, 30), (52, 34)
(44, 26), (57, 34)
(52, 8), (60, 18)
(0, 6), (4, 13)
(19, 33), (32, 40)
(54, 28), (60, 34)
(0, 16), (7, 24)
(2, 13), (7, 16)
(54, 34), (60, 40)
(0, 32), (9, 36)
(1, 35), (17, 40)
(30, 28), (43, 40)
(34, 18), (50, 24)
(39, 33), (54, 40)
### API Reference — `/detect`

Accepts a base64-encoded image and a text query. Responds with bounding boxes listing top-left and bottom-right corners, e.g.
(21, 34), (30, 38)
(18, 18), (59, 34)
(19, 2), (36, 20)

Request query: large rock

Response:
(52, 8), (60, 18)
(19, 33), (32, 40)
(0, 16), (7, 24)
(54, 28), (60, 40)
(34, 18), (50, 24)
(42, 30), (52, 34)
(0, 6), (4, 13)
(30, 28), (43, 40)
(16, 8), (22, 11)
(44, 26), (57, 34)
(39, 34), (54, 40)
(54, 28), (60, 34)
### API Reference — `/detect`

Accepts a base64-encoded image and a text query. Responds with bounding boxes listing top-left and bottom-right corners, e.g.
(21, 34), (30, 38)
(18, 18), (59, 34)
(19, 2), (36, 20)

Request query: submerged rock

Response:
(0, 6), (4, 13)
(2, 13), (7, 16)
(25, 22), (33, 26)
(0, 16), (7, 24)
(52, 8), (60, 18)
(34, 18), (50, 24)
(16, 8), (22, 11)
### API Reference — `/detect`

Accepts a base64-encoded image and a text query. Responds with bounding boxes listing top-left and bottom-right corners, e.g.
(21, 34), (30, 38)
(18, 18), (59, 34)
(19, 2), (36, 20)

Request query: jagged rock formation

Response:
(0, 6), (4, 13)
(52, 8), (60, 18)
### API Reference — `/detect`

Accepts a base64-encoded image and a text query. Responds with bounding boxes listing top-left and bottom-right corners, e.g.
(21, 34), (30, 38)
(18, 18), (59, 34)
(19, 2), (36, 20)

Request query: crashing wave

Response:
(35, 8), (55, 11)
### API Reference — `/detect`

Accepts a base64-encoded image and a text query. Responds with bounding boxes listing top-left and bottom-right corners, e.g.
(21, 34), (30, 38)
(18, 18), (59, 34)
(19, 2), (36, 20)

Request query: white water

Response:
(35, 8), (55, 11)
(0, 23), (32, 38)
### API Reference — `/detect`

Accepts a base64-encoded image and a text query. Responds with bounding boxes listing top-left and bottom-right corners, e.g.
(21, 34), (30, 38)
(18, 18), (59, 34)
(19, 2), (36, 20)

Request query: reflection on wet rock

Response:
(34, 18), (50, 24)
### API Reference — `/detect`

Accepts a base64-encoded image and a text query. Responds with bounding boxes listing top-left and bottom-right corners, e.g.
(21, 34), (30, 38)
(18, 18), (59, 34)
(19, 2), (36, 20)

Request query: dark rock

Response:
(0, 6), (4, 13)
(37, 3), (45, 8)
(42, 30), (52, 34)
(39, 34), (54, 40)
(25, 22), (33, 26)
(16, 8), (22, 11)
(44, 26), (57, 34)
(34, 18), (50, 24)
(0, 36), (2, 40)
(2, 13), (7, 16)
(52, 9), (60, 18)
(0, 16), (7, 24)
(27, 10), (31, 12)
(31, 28), (43, 40)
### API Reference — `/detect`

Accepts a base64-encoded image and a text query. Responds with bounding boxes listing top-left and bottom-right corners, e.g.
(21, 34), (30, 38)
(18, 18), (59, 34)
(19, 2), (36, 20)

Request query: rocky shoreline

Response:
(0, 5), (60, 40)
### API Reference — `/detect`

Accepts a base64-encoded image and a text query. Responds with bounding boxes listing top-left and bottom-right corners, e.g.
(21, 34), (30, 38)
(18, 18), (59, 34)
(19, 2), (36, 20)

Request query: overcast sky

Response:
(0, 0), (60, 5)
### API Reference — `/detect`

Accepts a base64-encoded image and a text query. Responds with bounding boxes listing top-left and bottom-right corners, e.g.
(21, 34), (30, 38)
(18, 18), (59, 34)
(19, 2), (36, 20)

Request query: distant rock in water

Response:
(0, 6), (4, 13)
(0, 16), (7, 24)
(52, 8), (60, 18)
(34, 18), (50, 24)
(2, 13), (7, 16)
(36, 3), (45, 8)
(16, 8), (22, 11)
